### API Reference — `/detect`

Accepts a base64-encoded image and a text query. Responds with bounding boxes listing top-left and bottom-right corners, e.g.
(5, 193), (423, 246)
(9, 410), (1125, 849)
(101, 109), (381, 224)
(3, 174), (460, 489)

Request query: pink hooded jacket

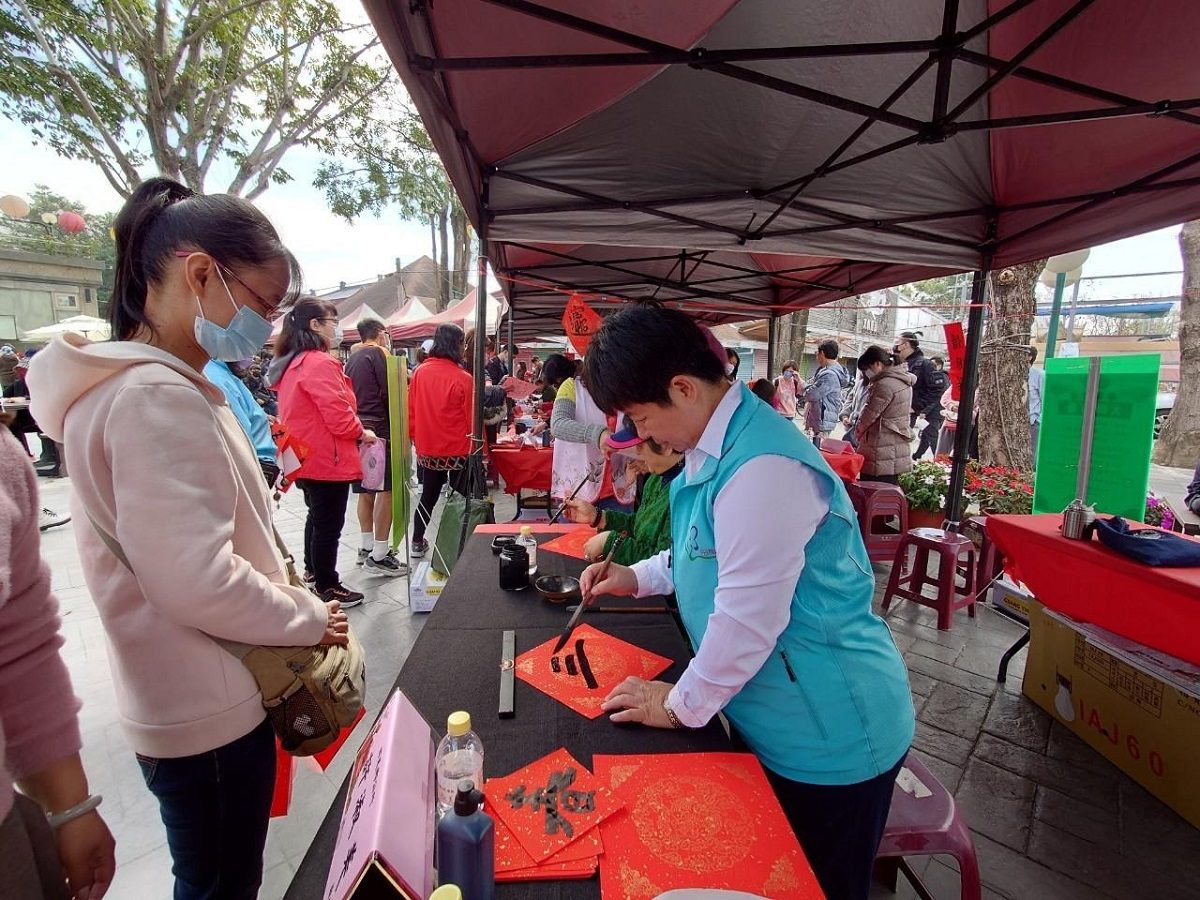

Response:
(28, 336), (327, 758)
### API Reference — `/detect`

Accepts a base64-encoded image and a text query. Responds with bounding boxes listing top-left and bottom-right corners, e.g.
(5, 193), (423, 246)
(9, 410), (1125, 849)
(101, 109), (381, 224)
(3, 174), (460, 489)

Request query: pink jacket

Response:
(0, 430), (82, 822)
(273, 350), (364, 482)
(28, 336), (327, 758)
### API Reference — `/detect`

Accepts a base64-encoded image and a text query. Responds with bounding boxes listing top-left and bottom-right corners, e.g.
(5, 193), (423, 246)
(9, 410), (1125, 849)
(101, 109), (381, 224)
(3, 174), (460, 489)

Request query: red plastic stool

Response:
(881, 528), (977, 630)
(960, 516), (1003, 603)
(875, 753), (982, 900)
(848, 482), (910, 563)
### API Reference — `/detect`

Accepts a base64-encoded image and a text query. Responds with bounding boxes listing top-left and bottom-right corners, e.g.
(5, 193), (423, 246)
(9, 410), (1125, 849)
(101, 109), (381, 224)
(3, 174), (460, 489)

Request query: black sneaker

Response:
(411, 538), (429, 559)
(321, 583), (364, 607)
(364, 553), (408, 577)
(356, 548), (369, 567)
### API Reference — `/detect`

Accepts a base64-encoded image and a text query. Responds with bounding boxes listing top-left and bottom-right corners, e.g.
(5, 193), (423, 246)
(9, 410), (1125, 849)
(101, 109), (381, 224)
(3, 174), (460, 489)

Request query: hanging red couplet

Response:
(563, 294), (603, 356)
(943, 322), (966, 400)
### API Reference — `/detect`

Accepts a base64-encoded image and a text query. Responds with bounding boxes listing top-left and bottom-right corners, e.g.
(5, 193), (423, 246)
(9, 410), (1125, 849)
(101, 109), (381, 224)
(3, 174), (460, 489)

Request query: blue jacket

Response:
(670, 384), (914, 784)
(204, 361), (275, 465)
(803, 362), (850, 433)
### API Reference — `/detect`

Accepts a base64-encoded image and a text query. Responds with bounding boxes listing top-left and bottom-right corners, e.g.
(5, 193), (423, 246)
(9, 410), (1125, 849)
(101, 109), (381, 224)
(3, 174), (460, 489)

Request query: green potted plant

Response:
(965, 462), (1034, 515)
(897, 459), (951, 529)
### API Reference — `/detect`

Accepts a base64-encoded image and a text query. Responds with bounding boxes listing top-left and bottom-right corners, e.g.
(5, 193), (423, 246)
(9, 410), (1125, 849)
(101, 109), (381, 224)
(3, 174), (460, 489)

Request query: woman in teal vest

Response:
(580, 307), (914, 900)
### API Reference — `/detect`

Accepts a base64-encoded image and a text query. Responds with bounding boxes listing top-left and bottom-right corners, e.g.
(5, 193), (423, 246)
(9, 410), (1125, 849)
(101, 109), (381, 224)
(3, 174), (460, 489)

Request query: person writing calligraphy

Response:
(580, 306), (914, 900)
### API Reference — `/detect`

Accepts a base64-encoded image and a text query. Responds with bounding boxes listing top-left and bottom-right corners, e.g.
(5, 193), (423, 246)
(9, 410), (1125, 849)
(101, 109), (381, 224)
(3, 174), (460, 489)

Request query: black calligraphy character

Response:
(561, 789), (596, 814)
(337, 842), (358, 884)
(349, 796), (365, 834)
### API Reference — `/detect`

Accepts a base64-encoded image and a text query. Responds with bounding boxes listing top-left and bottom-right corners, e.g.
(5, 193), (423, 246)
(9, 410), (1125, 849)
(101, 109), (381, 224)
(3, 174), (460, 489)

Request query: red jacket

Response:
(410, 357), (472, 459)
(275, 351), (363, 481)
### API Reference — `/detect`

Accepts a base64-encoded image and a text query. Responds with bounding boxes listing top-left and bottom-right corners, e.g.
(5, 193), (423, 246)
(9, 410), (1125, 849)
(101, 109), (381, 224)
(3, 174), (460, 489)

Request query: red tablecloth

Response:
(820, 448), (864, 482)
(988, 513), (1200, 665)
(490, 446), (552, 494)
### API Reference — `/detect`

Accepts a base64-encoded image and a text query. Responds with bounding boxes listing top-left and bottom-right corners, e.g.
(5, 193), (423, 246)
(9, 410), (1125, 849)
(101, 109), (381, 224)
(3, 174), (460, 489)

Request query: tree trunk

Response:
(450, 204), (472, 304)
(435, 208), (450, 312)
(1154, 221), (1200, 466)
(976, 260), (1044, 470)
(772, 309), (810, 375)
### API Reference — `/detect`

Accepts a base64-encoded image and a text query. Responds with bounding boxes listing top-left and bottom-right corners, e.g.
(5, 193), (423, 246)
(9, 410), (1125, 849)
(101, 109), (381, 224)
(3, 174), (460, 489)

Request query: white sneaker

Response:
(39, 507), (71, 532)
(363, 553), (408, 577)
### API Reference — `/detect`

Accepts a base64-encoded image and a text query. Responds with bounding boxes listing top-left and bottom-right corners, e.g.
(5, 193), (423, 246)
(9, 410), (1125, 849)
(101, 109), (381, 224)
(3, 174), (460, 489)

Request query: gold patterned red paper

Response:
(491, 810), (602, 881)
(593, 753), (824, 900)
(538, 527), (597, 561)
(485, 748), (623, 863)
(515, 623), (673, 719)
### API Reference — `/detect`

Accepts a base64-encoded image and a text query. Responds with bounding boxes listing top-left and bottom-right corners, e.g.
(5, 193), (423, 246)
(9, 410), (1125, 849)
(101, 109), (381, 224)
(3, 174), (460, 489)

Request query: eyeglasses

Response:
(175, 251), (283, 318)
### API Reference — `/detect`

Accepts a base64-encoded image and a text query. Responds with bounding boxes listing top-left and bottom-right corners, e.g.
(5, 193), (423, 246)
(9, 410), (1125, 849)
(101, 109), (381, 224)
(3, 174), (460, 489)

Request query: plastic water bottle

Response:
(436, 781), (494, 900)
(435, 712), (484, 820)
(516, 526), (538, 576)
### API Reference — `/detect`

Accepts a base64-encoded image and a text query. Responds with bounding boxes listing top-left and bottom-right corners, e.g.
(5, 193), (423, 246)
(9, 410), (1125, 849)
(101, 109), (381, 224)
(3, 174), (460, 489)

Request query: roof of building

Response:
(321, 255), (442, 318)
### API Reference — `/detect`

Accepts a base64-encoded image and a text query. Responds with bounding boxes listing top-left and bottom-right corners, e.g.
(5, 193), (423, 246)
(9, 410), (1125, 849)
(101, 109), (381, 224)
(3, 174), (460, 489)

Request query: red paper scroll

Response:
(593, 752), (823, 900)
(943, 321), (965, 401)
(485, 748), (623, 863)
(515, 623), (673, 719)
(563, 294), (603, 356)
(539, 527), (598, 561)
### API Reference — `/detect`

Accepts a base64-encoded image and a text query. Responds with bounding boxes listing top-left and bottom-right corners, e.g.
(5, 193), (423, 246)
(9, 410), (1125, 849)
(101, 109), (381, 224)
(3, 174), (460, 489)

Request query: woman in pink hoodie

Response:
(27, 178), (348, 900)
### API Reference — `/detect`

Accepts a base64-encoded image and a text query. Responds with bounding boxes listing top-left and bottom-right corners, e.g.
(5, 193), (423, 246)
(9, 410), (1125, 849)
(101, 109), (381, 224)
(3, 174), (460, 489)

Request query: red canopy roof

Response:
(364, 0), (1200, 325)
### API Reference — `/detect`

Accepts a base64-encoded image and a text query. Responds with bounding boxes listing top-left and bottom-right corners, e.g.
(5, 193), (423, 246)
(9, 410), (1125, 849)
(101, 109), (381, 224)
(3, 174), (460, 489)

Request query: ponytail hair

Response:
(276, 296), (337, 357)
(110, 176), (301, 341)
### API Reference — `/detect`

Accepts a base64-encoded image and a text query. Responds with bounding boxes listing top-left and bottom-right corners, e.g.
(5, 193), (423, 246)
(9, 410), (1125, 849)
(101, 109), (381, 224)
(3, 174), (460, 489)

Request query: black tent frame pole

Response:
(767, 312), (778, 379)
(944, 256), (991, 531)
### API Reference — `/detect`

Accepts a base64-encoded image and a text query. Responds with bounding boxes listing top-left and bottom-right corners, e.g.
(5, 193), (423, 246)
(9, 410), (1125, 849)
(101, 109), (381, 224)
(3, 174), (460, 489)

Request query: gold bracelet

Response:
(663, 697), (685, 729)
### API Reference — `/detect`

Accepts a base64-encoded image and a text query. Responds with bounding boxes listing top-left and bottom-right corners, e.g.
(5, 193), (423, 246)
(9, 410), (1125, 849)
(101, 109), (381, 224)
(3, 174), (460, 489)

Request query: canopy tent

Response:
(363, 0), (1200, 521)
(22, 315), (111, 341)
(339, 302), (390, 344)
(388, 288), (507, 343)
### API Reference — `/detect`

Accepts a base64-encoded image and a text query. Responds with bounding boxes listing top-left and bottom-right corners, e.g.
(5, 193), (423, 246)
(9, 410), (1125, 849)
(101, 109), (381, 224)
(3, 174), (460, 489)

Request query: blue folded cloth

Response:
(1093, 516), (1200, 567)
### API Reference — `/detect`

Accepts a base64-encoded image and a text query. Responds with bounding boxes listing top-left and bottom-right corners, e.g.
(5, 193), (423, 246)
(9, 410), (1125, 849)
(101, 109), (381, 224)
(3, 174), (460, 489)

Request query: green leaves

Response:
(0, 0), (397, 199)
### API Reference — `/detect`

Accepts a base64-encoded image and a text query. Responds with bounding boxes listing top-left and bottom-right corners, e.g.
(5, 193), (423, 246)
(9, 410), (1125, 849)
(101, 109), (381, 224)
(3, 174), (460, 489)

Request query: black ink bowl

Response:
(534, 575), (581, 605)
(491, 535), (518, 555)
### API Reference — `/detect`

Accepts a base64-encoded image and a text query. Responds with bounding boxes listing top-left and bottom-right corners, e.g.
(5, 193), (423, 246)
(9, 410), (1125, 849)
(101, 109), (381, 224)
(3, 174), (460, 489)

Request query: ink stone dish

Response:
(491, 535), (518, 555)
(534, 575), (581, 605)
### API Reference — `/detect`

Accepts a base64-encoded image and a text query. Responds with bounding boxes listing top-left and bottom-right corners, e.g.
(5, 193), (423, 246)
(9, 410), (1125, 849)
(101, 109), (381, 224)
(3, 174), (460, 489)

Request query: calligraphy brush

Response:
(547, 462), (602, 526)
(564, 605), (667, 615)
(552, 532), (626, 654)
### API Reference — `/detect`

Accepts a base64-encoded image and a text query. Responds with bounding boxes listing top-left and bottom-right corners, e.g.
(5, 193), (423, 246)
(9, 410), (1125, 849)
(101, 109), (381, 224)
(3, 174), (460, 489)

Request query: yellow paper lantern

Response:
(0, 195), (30, 218)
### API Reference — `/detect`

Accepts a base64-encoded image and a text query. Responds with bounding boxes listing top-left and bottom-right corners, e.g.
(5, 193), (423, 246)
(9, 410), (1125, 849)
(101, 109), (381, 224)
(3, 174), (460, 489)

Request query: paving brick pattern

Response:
(30, 473), (1200, 899)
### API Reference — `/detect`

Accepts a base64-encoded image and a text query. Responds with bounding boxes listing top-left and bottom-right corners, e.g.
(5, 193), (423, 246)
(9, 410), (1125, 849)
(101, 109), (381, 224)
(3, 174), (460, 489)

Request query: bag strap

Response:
(83, 508), (278, 662)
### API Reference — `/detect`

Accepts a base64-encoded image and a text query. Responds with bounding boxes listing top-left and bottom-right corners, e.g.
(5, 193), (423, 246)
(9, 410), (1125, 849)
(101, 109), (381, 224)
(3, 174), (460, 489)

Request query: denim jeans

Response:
(137, 718), (276, 900)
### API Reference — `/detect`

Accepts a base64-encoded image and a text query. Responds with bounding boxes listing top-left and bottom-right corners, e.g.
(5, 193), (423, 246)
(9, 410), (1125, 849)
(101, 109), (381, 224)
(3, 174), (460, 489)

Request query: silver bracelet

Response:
(46, 794), (102, 830)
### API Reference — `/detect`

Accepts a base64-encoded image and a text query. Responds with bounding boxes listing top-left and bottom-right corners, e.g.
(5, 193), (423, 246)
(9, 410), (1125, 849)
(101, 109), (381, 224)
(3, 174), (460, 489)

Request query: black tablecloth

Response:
(286, 532), (730, 899)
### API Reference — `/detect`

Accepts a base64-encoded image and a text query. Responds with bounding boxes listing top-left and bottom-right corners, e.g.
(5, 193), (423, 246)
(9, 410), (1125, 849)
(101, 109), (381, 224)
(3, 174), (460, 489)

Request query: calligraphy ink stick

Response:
(499, 630), (516, 719)
(565, 655), (577, 676)
(551, 656), (561, 673)
(575, 638), (598, 689)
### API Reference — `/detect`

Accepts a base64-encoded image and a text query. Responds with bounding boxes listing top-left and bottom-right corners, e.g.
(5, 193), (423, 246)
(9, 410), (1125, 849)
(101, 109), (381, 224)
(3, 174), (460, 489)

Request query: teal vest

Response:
(670, 385), (914, 785)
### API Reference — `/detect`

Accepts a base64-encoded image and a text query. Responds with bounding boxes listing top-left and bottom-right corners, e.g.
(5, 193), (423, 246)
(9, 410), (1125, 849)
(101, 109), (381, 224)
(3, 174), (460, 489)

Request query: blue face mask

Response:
(194, 269), (273, 361)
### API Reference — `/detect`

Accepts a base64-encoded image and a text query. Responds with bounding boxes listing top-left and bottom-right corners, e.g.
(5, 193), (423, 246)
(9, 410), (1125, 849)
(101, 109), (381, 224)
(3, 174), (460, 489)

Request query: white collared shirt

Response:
(630, 383), (830, 727)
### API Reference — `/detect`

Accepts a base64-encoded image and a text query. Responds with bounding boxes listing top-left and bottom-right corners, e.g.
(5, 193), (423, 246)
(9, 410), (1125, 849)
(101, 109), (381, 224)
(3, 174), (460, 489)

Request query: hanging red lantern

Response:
(58, 210), (87, 234)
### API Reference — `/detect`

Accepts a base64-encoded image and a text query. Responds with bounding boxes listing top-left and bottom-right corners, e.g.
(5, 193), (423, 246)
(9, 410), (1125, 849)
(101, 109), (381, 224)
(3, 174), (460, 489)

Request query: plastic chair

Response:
(875, 753), (982, 900)
(847, 482), (910, 563)
(881, 528), (977, 630)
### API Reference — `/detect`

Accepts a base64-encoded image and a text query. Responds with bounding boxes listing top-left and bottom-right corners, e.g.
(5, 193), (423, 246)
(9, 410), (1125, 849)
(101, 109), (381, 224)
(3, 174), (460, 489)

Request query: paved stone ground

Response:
(30, 460), (1200, 900)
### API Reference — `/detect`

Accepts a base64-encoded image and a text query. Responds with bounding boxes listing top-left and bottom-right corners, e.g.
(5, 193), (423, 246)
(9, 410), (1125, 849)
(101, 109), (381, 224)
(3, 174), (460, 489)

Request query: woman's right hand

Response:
(320, 601), (350, 646)
(580, 561), (638, 601)
(360, 429), (378, 445)
(563, 498), (598, 525)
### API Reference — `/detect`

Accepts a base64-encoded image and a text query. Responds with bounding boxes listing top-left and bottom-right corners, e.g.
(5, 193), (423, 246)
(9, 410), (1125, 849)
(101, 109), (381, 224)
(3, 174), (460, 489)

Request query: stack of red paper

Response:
(593, 752), (824, 900)
(485, 748), (621, 882)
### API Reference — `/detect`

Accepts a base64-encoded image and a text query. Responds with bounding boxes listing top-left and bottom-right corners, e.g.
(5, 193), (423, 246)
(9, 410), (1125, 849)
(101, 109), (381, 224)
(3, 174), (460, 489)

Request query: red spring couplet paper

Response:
(563, 294), (603, 356)
(492, 812), (602, 881)
(485, 747), (624, 863)
(593, 752), (823, 900)
(538, 527), (598, 561)
(515, 623), (673, 719)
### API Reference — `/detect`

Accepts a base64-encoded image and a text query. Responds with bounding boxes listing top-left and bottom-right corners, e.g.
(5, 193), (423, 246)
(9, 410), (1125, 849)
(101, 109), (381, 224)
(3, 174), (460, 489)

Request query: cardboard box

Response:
(1024, 601), (1200, 829)
(323, 689), (436, 900)
(411, 561), (448, 614)
(990, 575), (1033, 624)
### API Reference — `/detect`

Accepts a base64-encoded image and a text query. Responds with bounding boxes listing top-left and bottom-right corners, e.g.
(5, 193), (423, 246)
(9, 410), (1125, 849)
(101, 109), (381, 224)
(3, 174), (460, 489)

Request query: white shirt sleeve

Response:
(667, 455), (830, 728)
(631, 548), (674, 598)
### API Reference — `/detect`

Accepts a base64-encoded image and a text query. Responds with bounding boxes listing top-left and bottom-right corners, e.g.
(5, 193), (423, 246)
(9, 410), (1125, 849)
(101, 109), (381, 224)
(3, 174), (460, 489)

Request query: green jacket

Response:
(601, 467), (677, 566)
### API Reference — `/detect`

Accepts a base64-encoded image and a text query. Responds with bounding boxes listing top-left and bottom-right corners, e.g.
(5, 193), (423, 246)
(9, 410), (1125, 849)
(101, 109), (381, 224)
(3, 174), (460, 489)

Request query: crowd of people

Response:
(4, 176), (1198, 900)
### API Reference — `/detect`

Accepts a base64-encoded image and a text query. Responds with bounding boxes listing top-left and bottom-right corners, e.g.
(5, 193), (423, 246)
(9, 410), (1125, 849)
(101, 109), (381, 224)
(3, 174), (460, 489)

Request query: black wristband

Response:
(591, 509), (603, 529)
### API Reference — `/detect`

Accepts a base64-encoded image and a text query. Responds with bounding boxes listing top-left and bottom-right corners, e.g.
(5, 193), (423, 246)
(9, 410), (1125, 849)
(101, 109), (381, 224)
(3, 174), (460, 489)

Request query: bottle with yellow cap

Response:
(515, 525), (537, 575)
(435, 711), (484, 820)
(429, 885), (462, 900)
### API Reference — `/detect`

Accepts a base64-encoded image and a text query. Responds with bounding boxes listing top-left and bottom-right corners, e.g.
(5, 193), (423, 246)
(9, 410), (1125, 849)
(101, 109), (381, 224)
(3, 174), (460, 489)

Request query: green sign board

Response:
(1032, 353), (1159, 520)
